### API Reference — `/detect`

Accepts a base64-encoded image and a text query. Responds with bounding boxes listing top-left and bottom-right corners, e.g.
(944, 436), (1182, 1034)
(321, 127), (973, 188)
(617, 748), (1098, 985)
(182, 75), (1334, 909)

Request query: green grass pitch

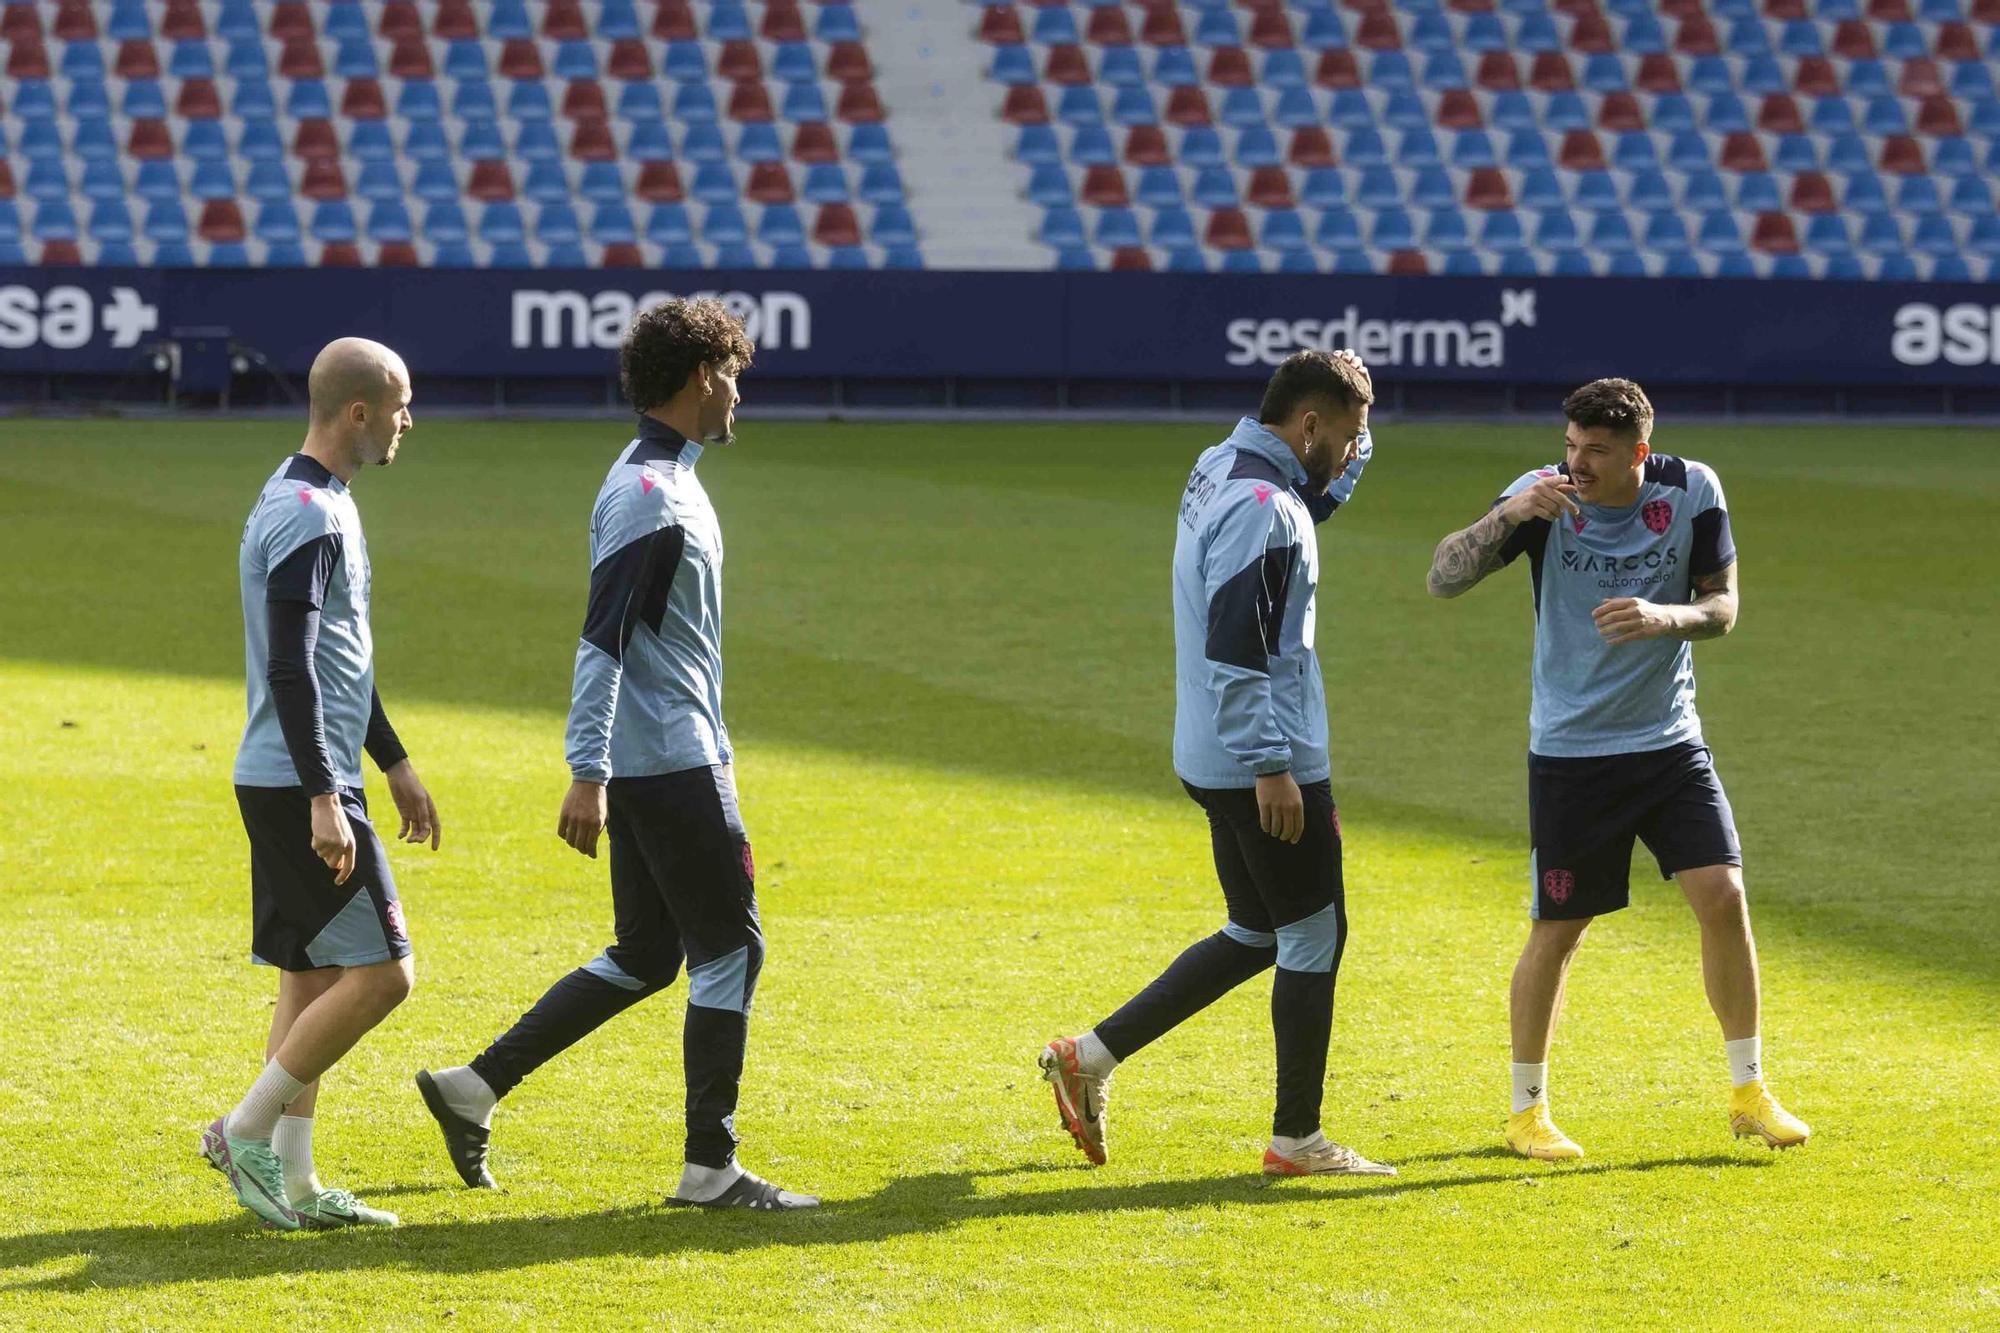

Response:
(0, 414), (1994, 1330)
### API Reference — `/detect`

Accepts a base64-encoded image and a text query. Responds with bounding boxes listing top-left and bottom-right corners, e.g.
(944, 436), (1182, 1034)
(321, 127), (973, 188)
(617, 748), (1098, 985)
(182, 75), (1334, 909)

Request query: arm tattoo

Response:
(1679, 562), (1739, 640)
(1427, 506), (1517, 599)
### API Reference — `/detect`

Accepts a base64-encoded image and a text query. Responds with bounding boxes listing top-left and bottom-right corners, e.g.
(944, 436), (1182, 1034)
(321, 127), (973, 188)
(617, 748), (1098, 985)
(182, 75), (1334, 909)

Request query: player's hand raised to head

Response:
(1256, 771), (1306, 845)
(385, 758), (442, 850)
(557, 779), (609, 859)
(309, 793), (358, 886)
(1499, 473), (1582, 526)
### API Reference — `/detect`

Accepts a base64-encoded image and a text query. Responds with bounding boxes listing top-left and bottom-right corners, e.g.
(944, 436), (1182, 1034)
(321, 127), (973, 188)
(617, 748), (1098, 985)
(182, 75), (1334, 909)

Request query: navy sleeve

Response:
(579, 524), (687, 662)
(265, 600), (338, 796)
(1690, 508), (1736, 577)
(1490, 499), (1550, 567)
(266, 532), (342, 609)
(364, 688), (408, 772)
(1294, 486), (1340, 524)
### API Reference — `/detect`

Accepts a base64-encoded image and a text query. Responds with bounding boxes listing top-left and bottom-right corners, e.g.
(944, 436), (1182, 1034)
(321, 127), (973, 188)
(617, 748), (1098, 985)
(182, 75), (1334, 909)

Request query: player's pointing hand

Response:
(558, 779), (609, 858)
(1500, 473), (1582, 525)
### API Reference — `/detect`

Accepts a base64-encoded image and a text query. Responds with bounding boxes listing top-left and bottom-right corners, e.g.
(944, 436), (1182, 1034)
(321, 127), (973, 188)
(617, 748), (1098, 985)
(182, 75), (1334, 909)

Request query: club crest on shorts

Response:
(384, 900), (408, 940)
(1542, 869), (1574, 905)
(1642, 499), (1673, 534)
(740, 841), (756, 884)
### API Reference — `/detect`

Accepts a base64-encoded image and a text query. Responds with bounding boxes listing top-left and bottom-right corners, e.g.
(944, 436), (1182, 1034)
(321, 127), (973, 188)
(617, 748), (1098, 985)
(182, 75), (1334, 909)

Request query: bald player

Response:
(201, 338), (439, 1231)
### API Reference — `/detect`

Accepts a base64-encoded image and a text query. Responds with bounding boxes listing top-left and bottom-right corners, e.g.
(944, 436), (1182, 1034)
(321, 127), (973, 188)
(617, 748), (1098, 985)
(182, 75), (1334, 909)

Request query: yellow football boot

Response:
(1506, 1104), (1585, 1160)
(1729, 1081), (1811, 1149)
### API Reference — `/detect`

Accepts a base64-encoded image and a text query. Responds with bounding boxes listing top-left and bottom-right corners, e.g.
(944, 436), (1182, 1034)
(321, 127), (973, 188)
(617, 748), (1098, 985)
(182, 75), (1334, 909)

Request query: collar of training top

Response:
(1227, 417), (1307, 486)
(283, 452), (341, 490)
(630, 414), (696, 468)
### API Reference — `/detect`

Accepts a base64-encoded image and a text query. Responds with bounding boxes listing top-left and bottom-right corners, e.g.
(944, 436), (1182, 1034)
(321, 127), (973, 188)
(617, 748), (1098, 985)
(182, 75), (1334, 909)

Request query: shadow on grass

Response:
(3, 1155), (1765, 1292)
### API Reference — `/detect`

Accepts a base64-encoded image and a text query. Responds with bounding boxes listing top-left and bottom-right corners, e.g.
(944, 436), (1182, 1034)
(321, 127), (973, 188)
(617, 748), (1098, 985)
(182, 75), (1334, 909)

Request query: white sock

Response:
(431, 1065), (498, 1128)
(1075, 1031), (1118, 1079)
(1512, 1062), (1548, 1114)
(1270, 1130), (1328, 1157)
(676, 1159), (746, 1203)
(274, 1115), (322, 1204)
(226, 1059), (306, 1141)
(1726, 1036), (1764, 1087)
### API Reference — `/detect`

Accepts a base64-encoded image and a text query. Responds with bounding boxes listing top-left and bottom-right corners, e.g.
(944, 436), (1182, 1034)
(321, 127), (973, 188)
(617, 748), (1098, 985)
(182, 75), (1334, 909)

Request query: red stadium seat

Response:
(1438, 89), (1484, 127)
(270, 3), (314, 39)
(117, 39), (161, 79)
(1355, 12), (1402, 48)
(1973, 0), (2000, 19)
(380, 2), (422, 38)
(1750, 213), (1799, 253)
(1865, 0), (1912, 18)
(293, 120), (340, 160)
(53, 0), (96, 41)
(1636, 53), (1682, 92)
(1477, 52), (1522, 91)
(544, 0), (588, 39)
(127, 119), (174, 159)
(199, 201), (247, 242)
(39, 240), (82, 266)
(791, 123), (839, 163)
(762, 0), (807, 42)
(1082, 164), (1131, 206)
(1248, 9), (1296, 47)
(1110, 247), (1153, 271)
(1165, 86), (1213, 126)
(609, 39), (653, 79)
(828, 42), (872, 82)
(176, 80), (221, 118)
(1756, 94), (1804, 133)
(570, 121), (618, 160)
(434, 0), (479, 39)
(1830, 21), (1876, 59)
(1315, 49), (1361, 89)
(1530, 53), (1576, 91)
(376, 241), (420, 267)
(1720, 132), (1769, 171)
(1248, 167), (1296, 208)
(1466, 167), (1513, 209)
(813, 204), (862, 247)
(342, 80), (387, 119)
(1934, 22), (1979, 60)
(748, 162), (796, 204)
(1045, 44), (1091, 85)
(321, 242), (363, 268)
(1208, 47), (1254, 85)
(5, 37), (49, 79)
(390, 36), (435, 79)
(1658, 0), (1703, 15)
(301, 159), (348, 201)
(1793, 57), (1840, 95)
(1568, 14), (1615, 52)
(1558, 129), (1606, 170)
(979, 6), (1025, 44)
(1003, 86), (1050, 125)
(653, 1), (697, 41)
(0, 3), (40, 41)
(1288, 127), (1337, 166)
(1762, 0), (1809, 15)
(279, 36), (324, 78)
(1205, 209), (1253, 249)
(1387, 249), (1429, 275)
(1598, 92), (1645, 130)
(1675, 17), (1720, 55)
(719, 40), (762, 82)
(500, 40), (545, 79)
(1879, 135), (1927, 173)
(602, 243), (645, 268)
(1124, 125), (1172, 165)
(837, 82), (885, 123)
(1789, 172), (1835, 212)
(636, 161), (686, 201)
(1451, 0), (1497, 11)
(1140, 4), (1189, 46)
(161, 0), (205, 39)
(469, 162), (516, 201)
(0, 161), (14, 199)
(563, 81), (609, 121)
(1552, 0), (1598, 17)
(1086, 6), (1134, 44)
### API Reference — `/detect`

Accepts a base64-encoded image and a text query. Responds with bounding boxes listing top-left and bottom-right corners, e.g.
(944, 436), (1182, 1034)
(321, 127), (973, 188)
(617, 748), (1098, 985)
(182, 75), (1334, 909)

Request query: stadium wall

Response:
(3, 267), (1998, 416)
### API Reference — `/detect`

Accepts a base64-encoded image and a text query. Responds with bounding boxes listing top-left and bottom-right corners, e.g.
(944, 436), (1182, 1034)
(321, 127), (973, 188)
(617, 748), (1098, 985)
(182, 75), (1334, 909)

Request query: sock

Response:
(676, 1158), (746, 1203)
(226, 1058), (307, 1141)
(1726, 1036), (1763, 1087)
(1270, 1130), (1328, 1157)
(274, 1115), (321, 1204)
(1512, 1062), (1548, 1114)
(1075, 1030), (1118, 1078)
(430, 1065), (499, 1128)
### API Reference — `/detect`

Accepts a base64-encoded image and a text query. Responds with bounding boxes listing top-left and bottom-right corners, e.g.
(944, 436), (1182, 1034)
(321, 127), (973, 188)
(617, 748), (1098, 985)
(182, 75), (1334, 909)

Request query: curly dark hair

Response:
(1563, 377), (1654, 441)
(619, 297), (756, 413)
(1257, 350), (1374, 425)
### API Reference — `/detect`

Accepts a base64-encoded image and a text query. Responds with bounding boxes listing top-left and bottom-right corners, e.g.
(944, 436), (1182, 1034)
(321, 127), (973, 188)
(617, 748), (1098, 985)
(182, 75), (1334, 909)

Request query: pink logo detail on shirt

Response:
(297, 488), (315, 505)
(1643, 499), (1673, 533)
(641, 474), (656, 494)
(1253, 484), (1274, 505)
(1572, 514), (1587, 533)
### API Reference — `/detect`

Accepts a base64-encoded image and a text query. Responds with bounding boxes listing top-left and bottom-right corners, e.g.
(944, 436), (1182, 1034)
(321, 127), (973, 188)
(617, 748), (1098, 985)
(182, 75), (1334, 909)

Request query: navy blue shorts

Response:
(1527, 742), (1741, 921)
(236, 785), (411, 971)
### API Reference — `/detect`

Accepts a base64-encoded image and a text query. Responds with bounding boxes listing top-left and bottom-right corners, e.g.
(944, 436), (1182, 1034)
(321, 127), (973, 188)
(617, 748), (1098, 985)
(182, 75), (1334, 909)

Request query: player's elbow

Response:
(1425, 566), (1462, 599)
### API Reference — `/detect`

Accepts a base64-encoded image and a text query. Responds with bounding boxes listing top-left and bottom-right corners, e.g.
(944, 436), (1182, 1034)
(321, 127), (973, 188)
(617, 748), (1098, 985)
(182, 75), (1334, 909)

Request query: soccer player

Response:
(205, 337), (438, 1231)
(1426, 378), (1810, 1160)
(1039, 349), (1395, 1178)
(416, 298), (816, 1211)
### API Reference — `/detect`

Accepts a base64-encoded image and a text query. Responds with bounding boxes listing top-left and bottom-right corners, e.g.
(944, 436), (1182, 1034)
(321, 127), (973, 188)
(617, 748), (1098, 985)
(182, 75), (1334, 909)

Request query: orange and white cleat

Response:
(1262, 1137), (1396, 1177)
(1037, 1037), (1109, 1166)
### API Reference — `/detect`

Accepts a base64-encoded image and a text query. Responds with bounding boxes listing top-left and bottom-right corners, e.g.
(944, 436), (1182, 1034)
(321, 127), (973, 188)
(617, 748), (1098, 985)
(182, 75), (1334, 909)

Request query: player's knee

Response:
(351, 956), (414, 1010)
(688, 931), (762, 1014)
(585, 946), (680, 992)
(1684, 869), (1747, 922)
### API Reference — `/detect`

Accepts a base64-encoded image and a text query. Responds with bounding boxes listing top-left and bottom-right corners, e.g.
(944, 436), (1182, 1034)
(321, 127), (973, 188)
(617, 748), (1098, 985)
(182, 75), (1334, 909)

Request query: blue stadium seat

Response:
(1300, 169), (1345, 208)
(1686, 56), (1733, 95)
(663, 42), (707, 82)
(1948, 64), (1994, 100)
(1262, 50), (1308, 89)
(1099, 47), (1144, 89)
(1896, 175), (1943, 215)
(1517, 167), (1564, 209)
(1588, 210), (1636, 252)
(1452, 131), (1498, 169)
(1071, 126), (1119, 165)
(1275, 250), (1320, 274)
(1846, 60), (1890, 97)
(189, 159), (235, 200)
(523, 161), (572, 204)
(1480, 210), (1525, 248)
(772, 43), (817, 84)
(767, 244), (811, 269)
(1273, 87), (1319, 129)
(1826, 133), (1872, 175)
(1705, 94), (1750, 133)
(543, 242), (589, 269)
(704, 205), (751, 246)
(169, 40), (215, 80)
(324, 2), (371, 39)
(1574, 171), (1619, 211)
(1055, 86), (1102, 127)
(1409, 167), (1453, 209)
(1544, 93), (1590, 131)
(1948, 176), (1994, 216)
(600, 0), (641, 39)
(1842, 171), (1889, 214)
(207, 242), (252, 267)
(238, 121), (285, 164)
(1369, 52), (1416, 91)
(1422, 51), (1469, 90)
(108, 0), (150, 39)
(1490, 92), (1536, 132)
(514, 122), (561, 164)
(1409, 13), (1456, 51)
(1056, 246), (1096, 271)
(1773, 135), (1820, 173)
(79, 159), (125, 203)
(432, 242), (477, 267)
(8, 81), (53, 122)
(71, 119), (118, 164)
(1236, 127), (1281, 166)
(458, 119), (505, 161)
(1551, 250), (1596, 275)
(1504, 130), (1552, 170)
(1496, 249), (1540, 276)
(736, 124), (784, 164)
(683, 124), (730, 164)
(1257, 209), (1306, 251)
(450, 79), (498, 120)
(1153, 47), (1199, 87)
(1606, 252), (1649, 276)
(1627, 171), (1673, 210)
(1734, 173), (1780, 211)
(1919, 0), (1964, 18)
(1345, 128), (1389, 168)
(255, 201), (302, 244)
(1192, 167), (1239, 208)
(1028, 164), (1074, 207)
(1315, 208), (1362, 248)
(1151, 208), (1197, 247)
(1583, 54), (1627, 92)
(647, 205), (694, 246)
(991, 46), (1036, 85)
(1968, 216), (2000, 257)
(312, 202), (358, 243)
(1659, 252), (1703, 277)
(485, 242), (533, 269)
(874, 206), (917, 247)
(1017, 126), (1061, 165)
(349, 122), (394, 164)
(1643, 211), (1691, 252)
(1803, 214), (1852, 255)
(1911, 215), (1959, 257)
(134, 160), (181, 202)
(1033, 6), (1080, 44)
(1725, 17), (1770, 55)
(1219, 88), (1266, 129)
(1622, 15), (1667, 52)
(1382, 91), (1430, 132)
(245, 160), (293, 203)
(396, 81), (442, 122)
(675, 84), (721, 123)
(335, 36), (379, 79)
(1651, 94), (1696, 132)
(804, 163), (852, 204)
(1329, 89), (1375, 130)
(144, 200), (190, 243)
(1864, 96), (1910, 135)
(553, 41), (598, 80)
(1933, 137), (1978, 178)
(183, 121), (230, 164)
(1697, 210), (1743, 252)
(1095, 207), (1142, 247)
(709, 4), (753, 41)
(1164, 247), (1207, 273)
(222, 36), (268, 80)
(1874, 253), (1918, 281)
(411, 159), (457, 202)
(1929, 255), (1973, 281)
(1196, 9), (1242, 45)
(1220, 250), (1264, 274)
(815, 6), (861, 43)
(215, 0), (258, 38)
(1665, 133), (1712, 172)
(851, 125), (895, 165)
(1882, 22), (1927, 60)
(1611, 133), (1659, 172)
(1371, 207), (1416, 248)
(509, 81), (555, 122)
(1778, 19), (1822, 56)
(1425, 208), (1471, 249)
(1858, 213), (1904, 255)
(88, 201), (134, 243)
(1111, 87), (1159, 126)
(1971, 99), (2000, 138)
(1357, 167), (1402, 209)
(1515, 15), (1561, 51)
(367, 201), (414, 243)
(1039, 207), (1086, 248)
(1462, 13), (1509, 53)
(1136, 167), (1184, 208)
(757, 205), (805, 247)
(1330, 249), (1374, 274)
(1302, 11), (1349, 49)
(692, 163), (742, 204)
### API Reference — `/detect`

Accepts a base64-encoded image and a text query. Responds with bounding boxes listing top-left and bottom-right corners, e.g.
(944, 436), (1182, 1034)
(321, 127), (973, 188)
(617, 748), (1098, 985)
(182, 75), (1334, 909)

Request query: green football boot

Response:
(292, 1187), (401, 1230)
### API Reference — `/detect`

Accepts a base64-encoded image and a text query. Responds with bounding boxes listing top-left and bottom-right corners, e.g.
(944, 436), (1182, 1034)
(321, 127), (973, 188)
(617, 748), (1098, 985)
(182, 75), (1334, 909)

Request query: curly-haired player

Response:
(417, 299), (817, 1210)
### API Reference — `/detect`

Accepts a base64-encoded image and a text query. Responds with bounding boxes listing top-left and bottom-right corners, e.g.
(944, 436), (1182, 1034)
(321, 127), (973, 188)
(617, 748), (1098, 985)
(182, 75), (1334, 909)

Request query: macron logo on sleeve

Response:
(298, 488), (316, 505)
(1253, 484), (1274, 505)
(640, 468), (664, 495)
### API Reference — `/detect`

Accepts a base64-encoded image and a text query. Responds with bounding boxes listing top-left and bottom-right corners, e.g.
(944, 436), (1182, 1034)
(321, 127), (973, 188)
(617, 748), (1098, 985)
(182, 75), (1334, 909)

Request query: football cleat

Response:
(1262, 1140), (1396, 1177)
(1729, 1081), (1810, 1149)
(668, 1171), (819, 1210)
(416, 1069), (498, 1189)
(1038, 1037), (1109, 1166)
(1506, 1105), (1585, 1161)
(199, 1117), (302, 1231)
(292, 1187), (401, 1230)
